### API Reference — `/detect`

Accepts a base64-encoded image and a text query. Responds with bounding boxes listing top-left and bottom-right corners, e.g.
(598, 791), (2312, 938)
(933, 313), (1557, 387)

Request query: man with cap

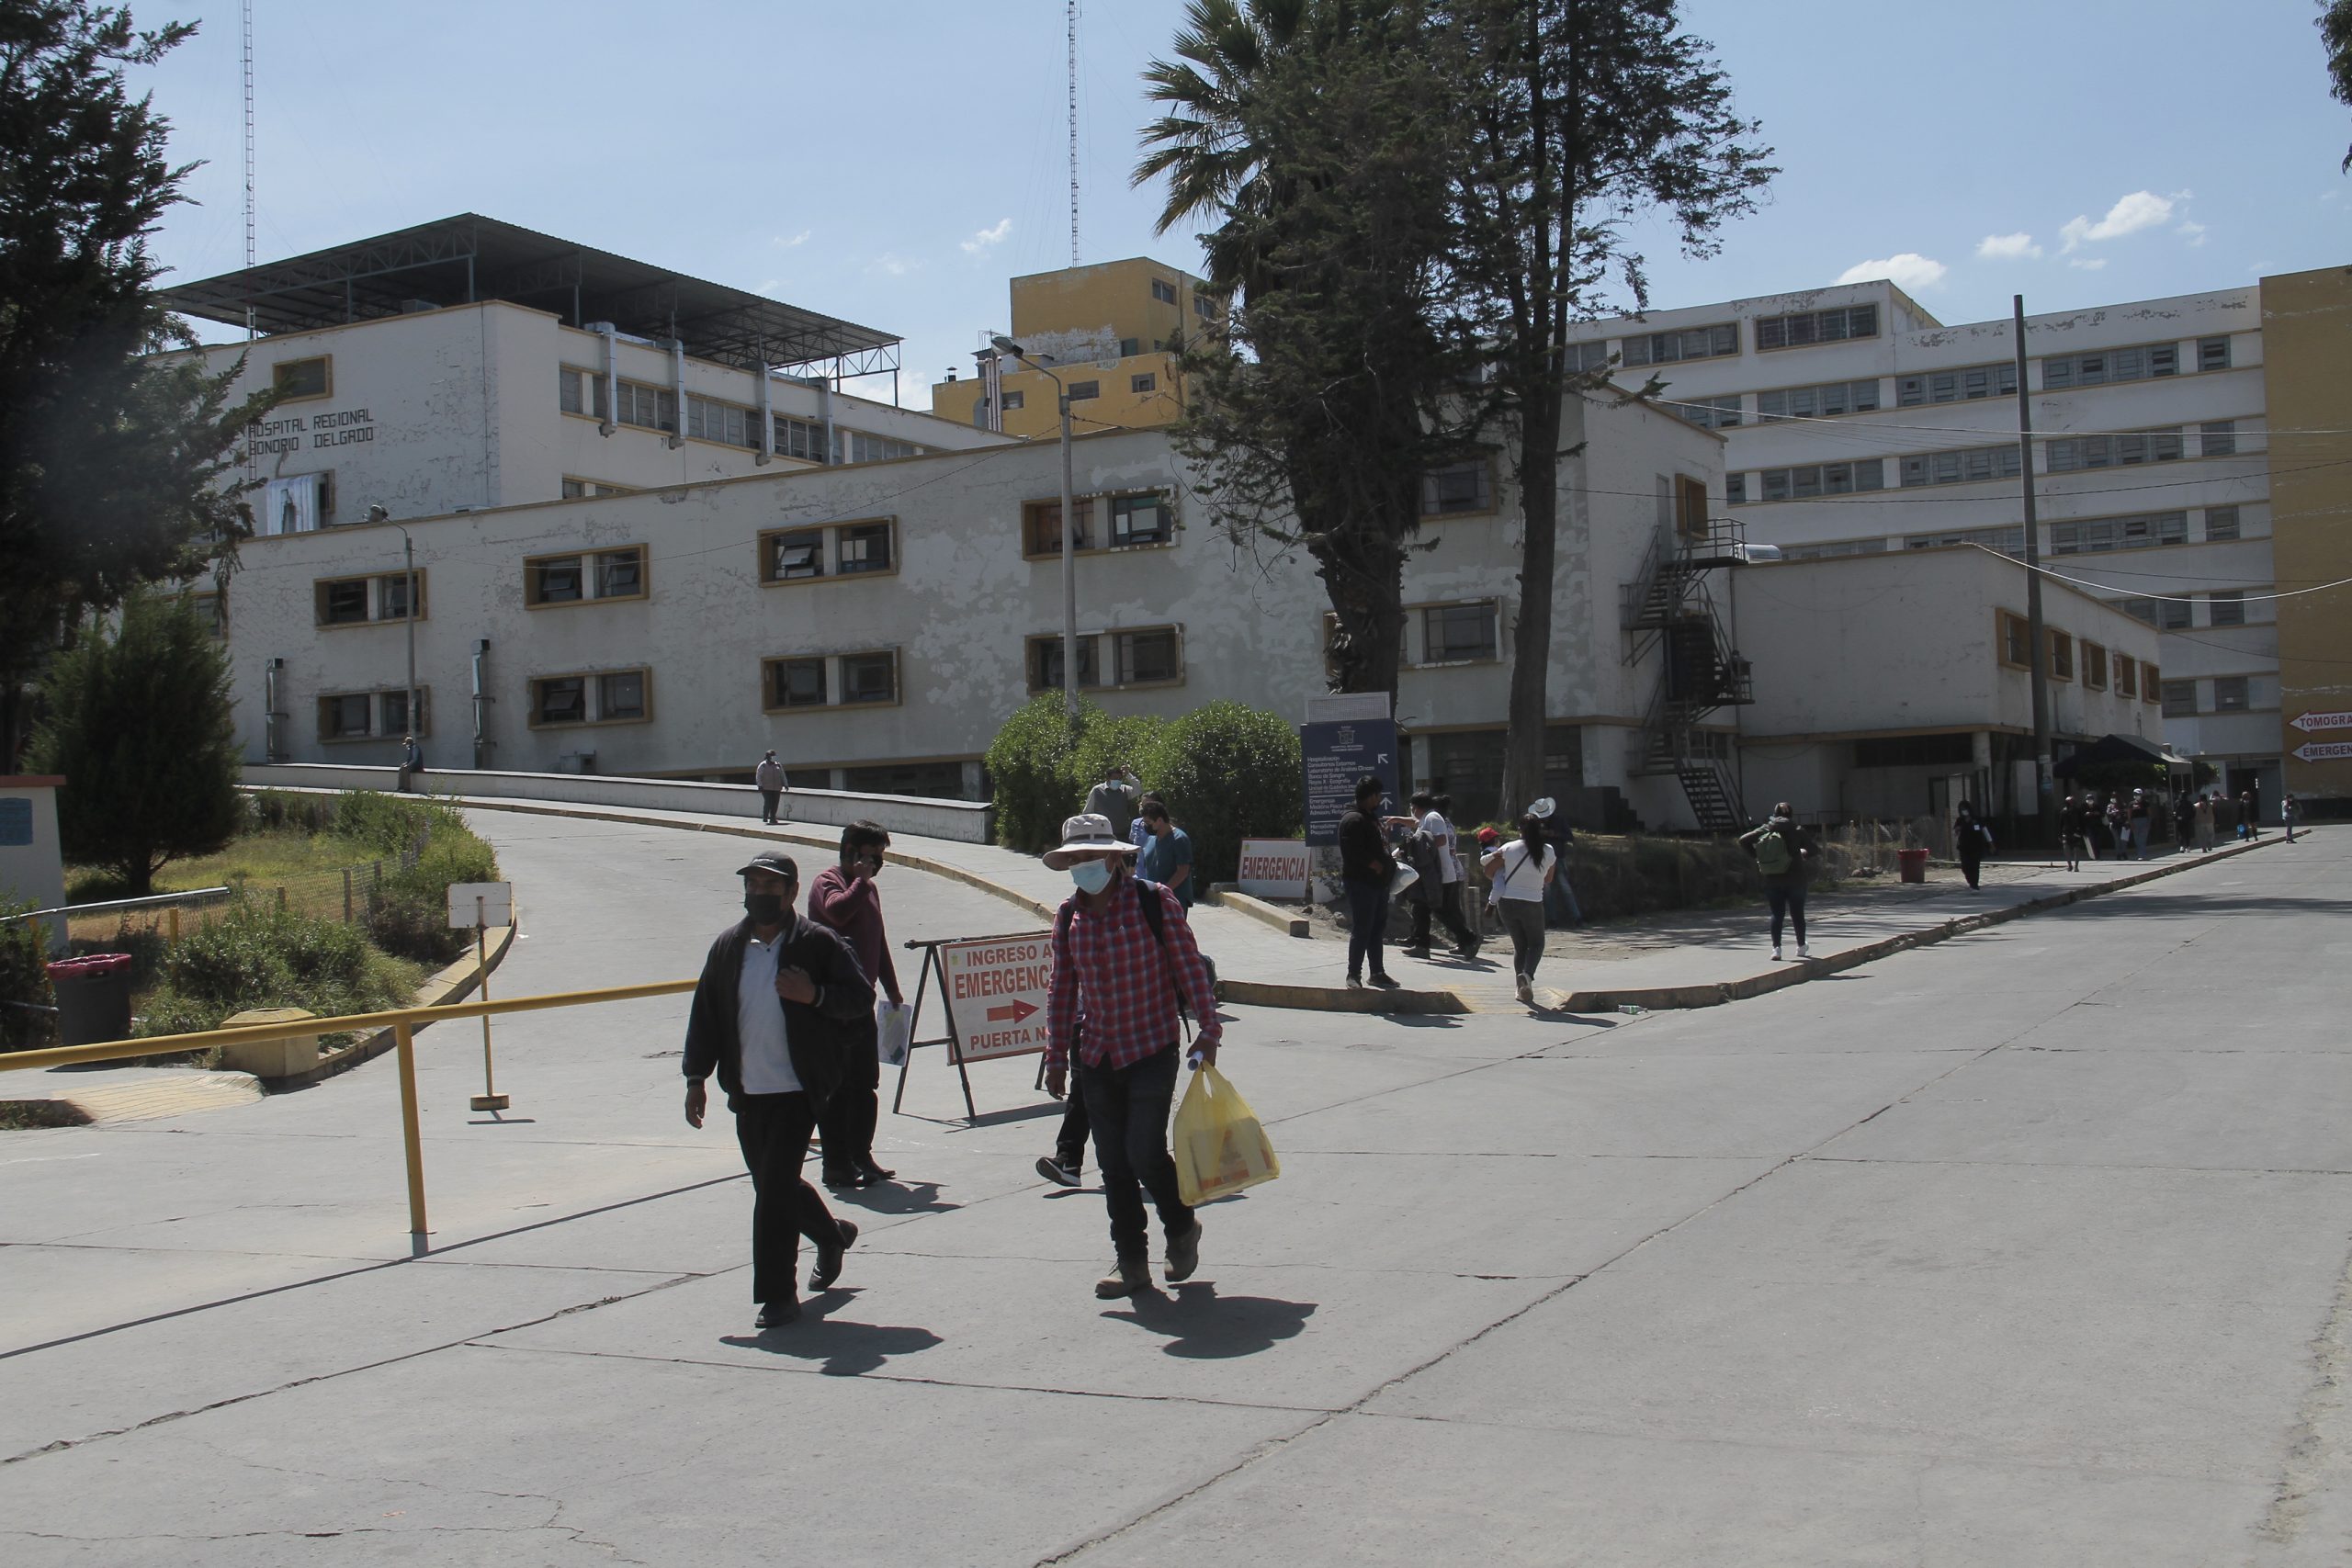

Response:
(682, 850), (874, 1328)
(754, 750), (786, 825)
(1043, 813), (1221, 1298)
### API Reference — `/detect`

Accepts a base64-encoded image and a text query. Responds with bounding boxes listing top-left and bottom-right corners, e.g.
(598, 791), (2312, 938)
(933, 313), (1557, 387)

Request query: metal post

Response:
(393, 1021), (429, 1248)
(1059, 392), (1079, 717)
(2012, 296), (2056, 847)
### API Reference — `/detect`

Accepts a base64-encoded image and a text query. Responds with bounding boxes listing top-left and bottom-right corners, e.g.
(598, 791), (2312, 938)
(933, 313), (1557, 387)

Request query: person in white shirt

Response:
(1401, 790), (1478, 958)
(1480, 812), (1555, 1005)
(753, 750), (786, 825)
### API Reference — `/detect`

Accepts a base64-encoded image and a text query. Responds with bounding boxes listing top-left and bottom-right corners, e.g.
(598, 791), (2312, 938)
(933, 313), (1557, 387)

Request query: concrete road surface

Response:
(0, 814), (2345, 1565)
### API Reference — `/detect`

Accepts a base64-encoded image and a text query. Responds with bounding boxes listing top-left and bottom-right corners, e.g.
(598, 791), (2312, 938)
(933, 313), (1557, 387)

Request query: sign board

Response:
(937, 934), (1053, 1063)
(447, 881), (514, 929)
(1305, 691), (1392, 725)
(2290, 710), (2352, 734)
(1303, 718), (1401, 846)
(1237, 838), (1312, 900)
(2292, 739), (2352, 763)
(0, 797), (28, 848)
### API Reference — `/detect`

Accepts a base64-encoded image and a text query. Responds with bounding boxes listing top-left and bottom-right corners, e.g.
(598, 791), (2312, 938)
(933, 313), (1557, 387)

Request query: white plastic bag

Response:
(876, 998), (914, 1066)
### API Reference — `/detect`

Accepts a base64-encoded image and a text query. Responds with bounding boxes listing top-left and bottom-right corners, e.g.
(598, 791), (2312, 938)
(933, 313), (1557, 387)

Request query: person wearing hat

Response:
(754, 750), (786, 825)
(1042, 812), (1221, 1299)
(681, 850), (875, 1328)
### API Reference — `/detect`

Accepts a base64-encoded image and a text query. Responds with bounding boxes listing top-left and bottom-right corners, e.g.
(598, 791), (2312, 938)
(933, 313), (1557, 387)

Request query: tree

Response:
(1446, 0), (1773, 818)
(1138, 0), (1481, 695)
(2324, 0), (2352, 170)
(0, 2), (267, 766)
(27, 591), (243, 895)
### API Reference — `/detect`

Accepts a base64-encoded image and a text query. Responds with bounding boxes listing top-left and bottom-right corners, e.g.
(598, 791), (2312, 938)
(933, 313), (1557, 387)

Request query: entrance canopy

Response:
(2054, 731), (2193, 777)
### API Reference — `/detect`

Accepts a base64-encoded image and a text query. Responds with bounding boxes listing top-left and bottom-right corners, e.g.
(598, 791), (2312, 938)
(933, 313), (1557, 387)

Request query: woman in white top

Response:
(1480, 812), (1555, 1004)
(1405, 791), (1480, 957)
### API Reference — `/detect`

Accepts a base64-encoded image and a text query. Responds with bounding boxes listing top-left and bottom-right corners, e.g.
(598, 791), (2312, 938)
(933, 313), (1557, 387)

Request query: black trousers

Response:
(1959, 849), (1982, 889)
(732, 1090), (841, 1305)
(1408, 883), (1476, 950)
(1053, 1064), (1091, 1170)
(1765, 883), (1807, 946)
(816, 1013), (880, 1174)
(1345, 881), (1391, 981)
(1080, 1043), (1193, 1264)
(758, 788), (781, 823)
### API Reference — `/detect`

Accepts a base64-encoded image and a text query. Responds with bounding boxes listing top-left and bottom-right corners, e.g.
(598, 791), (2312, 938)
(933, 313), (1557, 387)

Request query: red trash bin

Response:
(46, 953), (134, 1047)
(1896, 848), (1930, 885)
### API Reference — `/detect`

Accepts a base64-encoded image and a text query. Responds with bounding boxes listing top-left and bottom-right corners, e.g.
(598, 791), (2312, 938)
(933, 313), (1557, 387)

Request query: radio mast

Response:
(242, 0), (255, 337)
(1067, 0), (1080, 266)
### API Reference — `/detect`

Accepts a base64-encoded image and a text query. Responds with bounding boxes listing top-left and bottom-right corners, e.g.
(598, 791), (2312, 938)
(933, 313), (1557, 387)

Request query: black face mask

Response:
(743, 892), (787, 925)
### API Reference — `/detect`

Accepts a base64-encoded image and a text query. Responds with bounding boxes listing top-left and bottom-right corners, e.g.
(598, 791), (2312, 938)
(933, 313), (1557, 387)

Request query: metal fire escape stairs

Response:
(1621, 520), (1756, 833)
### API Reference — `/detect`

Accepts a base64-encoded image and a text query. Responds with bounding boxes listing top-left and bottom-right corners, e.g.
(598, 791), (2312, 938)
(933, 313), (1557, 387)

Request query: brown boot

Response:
(1094, 1259), (1151, 1298)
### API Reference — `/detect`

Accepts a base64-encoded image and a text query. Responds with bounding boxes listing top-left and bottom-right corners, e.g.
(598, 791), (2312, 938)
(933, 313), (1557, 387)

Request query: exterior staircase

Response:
(1622, 519), (1758, 832)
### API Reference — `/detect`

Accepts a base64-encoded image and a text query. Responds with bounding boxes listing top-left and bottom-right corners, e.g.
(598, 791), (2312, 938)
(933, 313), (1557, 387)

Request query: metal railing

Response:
(0, 978), (697, 1251)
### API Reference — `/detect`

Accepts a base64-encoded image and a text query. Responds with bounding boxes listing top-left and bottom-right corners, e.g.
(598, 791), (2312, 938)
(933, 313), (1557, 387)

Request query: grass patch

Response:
(0, 1100), (91, 1132)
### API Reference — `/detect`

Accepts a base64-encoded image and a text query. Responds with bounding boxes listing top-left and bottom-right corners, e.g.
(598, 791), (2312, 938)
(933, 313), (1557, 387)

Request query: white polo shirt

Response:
(736, 931), (801, 1095)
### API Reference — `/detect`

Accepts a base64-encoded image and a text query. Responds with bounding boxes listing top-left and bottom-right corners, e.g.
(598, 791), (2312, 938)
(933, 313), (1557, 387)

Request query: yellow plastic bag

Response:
(1171, 1063), (1280, 1206)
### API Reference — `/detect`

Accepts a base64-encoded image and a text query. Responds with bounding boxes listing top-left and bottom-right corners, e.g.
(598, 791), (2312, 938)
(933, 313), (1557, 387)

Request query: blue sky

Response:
(143, 0), (2348, 411)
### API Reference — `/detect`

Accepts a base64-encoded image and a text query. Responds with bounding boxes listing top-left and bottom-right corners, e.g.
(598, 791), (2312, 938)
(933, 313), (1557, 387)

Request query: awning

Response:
(2054, 732), (2194, 776)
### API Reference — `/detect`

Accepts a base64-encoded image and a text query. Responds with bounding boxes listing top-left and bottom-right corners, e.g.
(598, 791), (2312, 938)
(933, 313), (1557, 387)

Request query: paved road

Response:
(0, 815), (2345, 1564)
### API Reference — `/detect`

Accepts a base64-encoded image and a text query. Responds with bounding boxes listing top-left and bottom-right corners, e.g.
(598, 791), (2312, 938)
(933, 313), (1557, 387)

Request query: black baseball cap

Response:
(736, 851), (799, 880)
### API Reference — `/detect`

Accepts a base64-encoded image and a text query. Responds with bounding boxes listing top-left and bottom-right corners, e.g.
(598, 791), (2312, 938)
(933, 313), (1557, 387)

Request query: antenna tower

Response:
(1067, 0), (1080, 266)
(241, 0), (255, 337)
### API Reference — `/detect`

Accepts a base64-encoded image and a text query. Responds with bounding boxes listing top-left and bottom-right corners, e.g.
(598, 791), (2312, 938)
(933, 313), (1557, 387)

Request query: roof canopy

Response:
(158, 214), (899, 378)
(2054, 732), (2193, 776)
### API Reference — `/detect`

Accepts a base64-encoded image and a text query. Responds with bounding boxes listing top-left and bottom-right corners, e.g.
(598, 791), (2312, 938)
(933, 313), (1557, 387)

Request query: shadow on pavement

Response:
(831, 1179), (958, 1216)
(723, 1299), (944, 1376)
(1103, 1280), (1317, 1359)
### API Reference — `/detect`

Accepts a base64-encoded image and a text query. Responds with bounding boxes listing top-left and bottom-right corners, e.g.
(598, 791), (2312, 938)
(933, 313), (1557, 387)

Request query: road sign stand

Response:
(890, 940), (978, 1122)
(447, 883), (514, 1113)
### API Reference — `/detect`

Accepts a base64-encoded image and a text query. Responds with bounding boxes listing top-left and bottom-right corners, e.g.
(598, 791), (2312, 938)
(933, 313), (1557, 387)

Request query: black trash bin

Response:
(47, 953), (134, 1047)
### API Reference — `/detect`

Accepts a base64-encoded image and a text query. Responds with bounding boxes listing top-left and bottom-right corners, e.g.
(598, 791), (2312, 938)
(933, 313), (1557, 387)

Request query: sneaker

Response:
(808, 1218), (858, 1292)
(1095, 1259), (1151, 1299)
(1035, 1155), (1081, 1188)
(1398, 944), (1431, 959)
(1796, 943), (1812, 960)
(1514, 974), (1533, 1004)
(1770, 944), (1782, 962)
(1166, 1220), (1204, 1282)
(755, 1295), (799, 1328)
(1369, 975), (1402, 990)
(1453, 943), (1479, 960)
(1346, 975), (1365, 989)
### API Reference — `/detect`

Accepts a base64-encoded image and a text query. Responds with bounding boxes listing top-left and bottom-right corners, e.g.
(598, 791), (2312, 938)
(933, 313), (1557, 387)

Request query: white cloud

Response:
(2060, 190), (2178, 252)
(2177, 220), (2209, 247)
(1836, 253), (1947, 291)
(866, 253), (920, 278)
(2068, 257), (2109, 272)
(772, 230), (810, 250)
(1976, 232), (2043, 261)
(960, 218), (1013, 257)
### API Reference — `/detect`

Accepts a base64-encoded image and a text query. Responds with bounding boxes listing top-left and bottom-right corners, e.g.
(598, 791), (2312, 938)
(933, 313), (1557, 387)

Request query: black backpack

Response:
(1057, 878), (1193, 1028)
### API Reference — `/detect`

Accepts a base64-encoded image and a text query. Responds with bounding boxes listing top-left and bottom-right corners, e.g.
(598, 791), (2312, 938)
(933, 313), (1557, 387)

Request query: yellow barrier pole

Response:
(393, 1020), (429, 1247)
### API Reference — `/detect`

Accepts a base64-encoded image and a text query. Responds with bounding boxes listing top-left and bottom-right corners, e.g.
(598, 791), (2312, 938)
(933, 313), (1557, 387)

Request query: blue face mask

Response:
(1069, 859), (1114, 895)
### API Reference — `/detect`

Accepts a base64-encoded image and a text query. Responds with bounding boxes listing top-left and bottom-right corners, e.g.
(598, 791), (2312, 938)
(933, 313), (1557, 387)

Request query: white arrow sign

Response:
(2292, 739), (2352, 762)
(2290, 710), (2352, 733)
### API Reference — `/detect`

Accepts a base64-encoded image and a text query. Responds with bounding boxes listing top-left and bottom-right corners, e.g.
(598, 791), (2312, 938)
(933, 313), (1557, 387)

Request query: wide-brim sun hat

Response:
(1043, 812), (1141, 870)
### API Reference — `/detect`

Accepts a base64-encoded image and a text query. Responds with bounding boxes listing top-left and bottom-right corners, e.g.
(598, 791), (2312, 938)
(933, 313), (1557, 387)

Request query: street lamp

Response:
(991, 334), (1080, 718)
(371, 505), (419, 772)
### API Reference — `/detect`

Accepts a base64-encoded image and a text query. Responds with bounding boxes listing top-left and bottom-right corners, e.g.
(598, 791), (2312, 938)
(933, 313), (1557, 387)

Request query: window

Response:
(2083, 642), (2107, 691)
(533, 676), (586, 726)
(1673, 394), (1744, 430)
(1724, 473), (1747, 504)
(378, 689), (422, 736)
(775, 415), (830, 463)
(686, 396), (758, 449)
(2041, 342), (2179, 389)
(2045, 430), (2185, 472)
(598, 671), (646, 721)
(1115, 629), (1181, 684)
(1194, 292), (1217, 321)
(1029, 636), (1101, 692)
(1119, 337), (1141, 358)
(2158, 597), (2190, 630)
(1108, 492), (1171, 546)
(834, 430), (922, 464)
(1895, 363), (2015, 407)
(1024, 498), (1092, 554)
(837, 521), (893, 575)
(1421, 461), (1496, 516)
(2122, 598), (2158, 626)
(2208, 592), (2246, 627)
(1753, 304), (1876, 350)
(2213, 676), (2250, 712)
(768, 657), (827, 708)
(2205, 505), (2241, 541)
(528, 556), (583, 604)
(322, 693), (372, 739)
(2050, 631), (2074, 682)
(2050, 511), (2188, 554)
(2200, 421), (2237, 457)
(767, 530), (825, 581)
(379, 573), (415, 621)
(1130, 372), (1158, 395)
(272, 356), (331, 400)
(840, 651), (898, 705)
(1758, 379), (1881, 420)
(526, 547), (644, 605)
(1566, 341), (1612, 374)
(1898, 445), (2023, 488)
(560, 477), (631, 499)
(1000, 389), (1025, 412)
(559, 367), (584, 414)
(1422, 602), (1499, 663)
(612, 378), (677, 433)
(1152, 278), (1178, 304)
(1905, 525), (2025, 557)
(2161, 680), (2198, 717)
(595, 547), (643, 600)
(1067, 380), (1101, 401)
(314, 572), (422, 626)
(320, 579), (369, 626)
(1620, 321), (1739, 366)
(192, 592), (225, 639)
(2115, 653), (2137, 697)
(1999, 611), (2031, 668)
(530, 670), (650, 727)
(2198, 335), (2232, 372)
(1758, 460), (1885, 501)
(1676, 475), (1709, 537)
(316, 689), (429, 741)
(2143, 662), (2161, 704)
(1783, 537), (1889, 560)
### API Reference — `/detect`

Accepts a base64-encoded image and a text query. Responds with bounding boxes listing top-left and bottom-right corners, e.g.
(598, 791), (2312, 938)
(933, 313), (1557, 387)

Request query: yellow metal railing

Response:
(0, 979), (697, 1249)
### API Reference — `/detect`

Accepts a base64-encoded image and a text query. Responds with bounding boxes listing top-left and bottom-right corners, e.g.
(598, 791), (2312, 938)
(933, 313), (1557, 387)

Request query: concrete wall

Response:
(2262, 265), (2352, 804)
(0, 777), (66, 950)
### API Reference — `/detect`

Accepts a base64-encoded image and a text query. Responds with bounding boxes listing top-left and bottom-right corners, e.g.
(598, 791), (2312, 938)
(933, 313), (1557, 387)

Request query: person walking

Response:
(808, 821), (899, 1190)
(2170, 791), (2195, 856)
(1136, 800), (1194, 907)
(1481, 813), (1556, 1005)
(2104, 795), (2132, 860)
(1083, 765), (1142, 841)
(1338, 774), (1402, 991)
(1401, 792), (1477, 958)
(2247, 779), (2263, 840)
(1738, 803), (1817, 962)
(1953, 800), (1991, 890)
(2195, 791), (2218, 852)
(1126, 792), (1164, 851)
(2129, 790), (2154, 859)
(2237, 790), (2257, 840)
(754, 750), (786, 825)
(1041, 813), (1220, 1299)
(2284, 791), (2300, 843)
(681, 851), (873, 1329)
(2058, 794), (2089, 872)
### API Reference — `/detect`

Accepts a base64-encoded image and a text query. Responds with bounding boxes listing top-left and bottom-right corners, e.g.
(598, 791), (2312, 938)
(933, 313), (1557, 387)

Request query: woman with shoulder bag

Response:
(1481, 813), (1555, 1006)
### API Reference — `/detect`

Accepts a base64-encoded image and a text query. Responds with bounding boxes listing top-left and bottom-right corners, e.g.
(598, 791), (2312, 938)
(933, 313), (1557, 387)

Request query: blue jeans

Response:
(1345, 880), (1391, 981)
(1080, 1044), (1193, 1264)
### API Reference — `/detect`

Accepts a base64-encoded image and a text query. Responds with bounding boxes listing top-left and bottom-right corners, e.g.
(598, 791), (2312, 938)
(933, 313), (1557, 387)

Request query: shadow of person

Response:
(1102, 1280), (1317, 1359)
(721, 1295), (943, 1376)
(831, 1179), (957, 1216)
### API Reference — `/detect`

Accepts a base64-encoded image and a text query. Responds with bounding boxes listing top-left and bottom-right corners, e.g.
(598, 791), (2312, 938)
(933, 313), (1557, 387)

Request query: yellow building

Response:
(931, 257), (1222, 439)
(2261, 265), (2352, 807)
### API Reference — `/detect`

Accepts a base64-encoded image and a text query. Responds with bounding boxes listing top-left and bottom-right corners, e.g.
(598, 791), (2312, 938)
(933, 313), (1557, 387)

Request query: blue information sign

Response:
(1302, 719), (1401, 846)
(0, 796), (30, 848)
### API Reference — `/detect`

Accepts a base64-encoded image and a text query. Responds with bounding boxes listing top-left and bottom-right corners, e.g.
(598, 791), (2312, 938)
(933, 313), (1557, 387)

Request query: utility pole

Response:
(1057, 387), (1079, 716)
(2012, 296), (2055, 846)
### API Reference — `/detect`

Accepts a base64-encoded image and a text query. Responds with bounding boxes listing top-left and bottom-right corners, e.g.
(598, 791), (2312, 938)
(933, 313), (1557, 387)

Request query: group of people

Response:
(2056, 784), (2290, 870)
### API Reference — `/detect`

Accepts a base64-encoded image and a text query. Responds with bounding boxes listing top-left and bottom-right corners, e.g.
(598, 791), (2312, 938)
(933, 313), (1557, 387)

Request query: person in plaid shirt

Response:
(1043, 813), (1221, 1299)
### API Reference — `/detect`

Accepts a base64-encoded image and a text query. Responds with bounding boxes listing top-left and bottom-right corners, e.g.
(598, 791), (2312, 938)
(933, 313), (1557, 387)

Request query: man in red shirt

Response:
(807, 820), (900, 1189)
(1043, 812), (1221, 1299)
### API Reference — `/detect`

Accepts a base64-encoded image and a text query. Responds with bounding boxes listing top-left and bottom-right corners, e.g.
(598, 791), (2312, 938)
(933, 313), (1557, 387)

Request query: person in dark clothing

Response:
(1337, 773), (1400, 990)
(1737, 803), (1818, 961)
(1953, 800), (1991, 890)
(808, 821), (899, 1190)
(682, 851), (876, 1329)
(1400, 791), (1477, 958)
(2059, 794), (2090, 872)
(2170, 791), (2195, 856)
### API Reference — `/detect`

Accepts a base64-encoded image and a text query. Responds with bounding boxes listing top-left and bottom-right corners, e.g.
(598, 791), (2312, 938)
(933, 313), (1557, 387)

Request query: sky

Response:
(139, 0), (2350, 412)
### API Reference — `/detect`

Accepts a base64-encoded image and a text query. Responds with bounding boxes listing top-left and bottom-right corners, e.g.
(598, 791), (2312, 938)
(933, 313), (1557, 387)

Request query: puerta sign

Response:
(1303, 719), (1400, 846)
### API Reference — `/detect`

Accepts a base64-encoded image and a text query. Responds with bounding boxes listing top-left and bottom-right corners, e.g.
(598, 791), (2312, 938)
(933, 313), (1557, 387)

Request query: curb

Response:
(1216, 977), (1469, 1015)
(267, 921), (519, 1090)
(1205, 886), (1310, 937)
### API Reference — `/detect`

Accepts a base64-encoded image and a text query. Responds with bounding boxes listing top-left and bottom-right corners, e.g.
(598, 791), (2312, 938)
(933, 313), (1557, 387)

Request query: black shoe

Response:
(854, 1160), (896, 1183)
(808, 1218), (858, 1292)
(1369, 975), (1402, 990)
(1398, 944), (1431, 958)
(756, 1296), (799, 1328)
(820, 1166), (865, 1188)
(1036, 1155), (1081, 1188)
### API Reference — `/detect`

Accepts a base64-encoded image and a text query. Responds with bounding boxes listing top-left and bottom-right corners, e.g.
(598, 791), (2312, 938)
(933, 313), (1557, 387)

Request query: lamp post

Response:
(991, 334), (1079, 718)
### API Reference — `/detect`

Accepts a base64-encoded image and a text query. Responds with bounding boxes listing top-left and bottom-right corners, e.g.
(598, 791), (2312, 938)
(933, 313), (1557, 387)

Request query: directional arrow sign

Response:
(2290, 710), (2352, 734)
(985, 998), (1037, 1025)
(2292, 739), (2352, 762)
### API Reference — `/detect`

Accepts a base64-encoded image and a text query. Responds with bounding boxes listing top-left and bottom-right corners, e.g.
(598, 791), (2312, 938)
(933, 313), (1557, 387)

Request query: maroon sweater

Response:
(807, 865), (900, 1004)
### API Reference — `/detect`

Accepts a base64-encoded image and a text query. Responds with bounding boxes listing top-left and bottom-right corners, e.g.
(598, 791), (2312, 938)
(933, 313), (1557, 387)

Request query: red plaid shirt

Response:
(1046, 873), (1220, 1072)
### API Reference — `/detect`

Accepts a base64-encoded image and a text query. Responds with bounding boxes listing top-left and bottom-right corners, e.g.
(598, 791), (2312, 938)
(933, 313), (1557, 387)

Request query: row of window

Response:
(1147, 276), (1221, 321)
(1625, 306), (1882, 367)
(1779, 505), (2248, 565)
(557, 367), (922, 464)
(2161, 674), (2271, 717)
(2121, 587), (2269, 631)
(1996, 613), (2160, 700)
(1730, 423), (2244, 503)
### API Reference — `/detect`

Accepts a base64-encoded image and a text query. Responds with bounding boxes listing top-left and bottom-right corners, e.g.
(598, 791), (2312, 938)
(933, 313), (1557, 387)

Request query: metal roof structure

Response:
(158, 213), (901, 383)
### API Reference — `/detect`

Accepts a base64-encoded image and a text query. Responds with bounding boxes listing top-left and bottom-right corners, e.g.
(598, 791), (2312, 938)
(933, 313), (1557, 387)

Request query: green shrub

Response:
(986, 694), (1097, 853)
(245, 790), (338, 835)
(332, 790), (454, 857)
(1145, 701), (1304, 886)
(140, 897), (420, 1043)
(0, 898), (57, 1053)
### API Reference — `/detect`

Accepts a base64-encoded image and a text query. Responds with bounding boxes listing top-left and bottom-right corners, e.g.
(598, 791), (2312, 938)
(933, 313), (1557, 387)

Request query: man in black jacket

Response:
(683, 851), (876, 1327)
